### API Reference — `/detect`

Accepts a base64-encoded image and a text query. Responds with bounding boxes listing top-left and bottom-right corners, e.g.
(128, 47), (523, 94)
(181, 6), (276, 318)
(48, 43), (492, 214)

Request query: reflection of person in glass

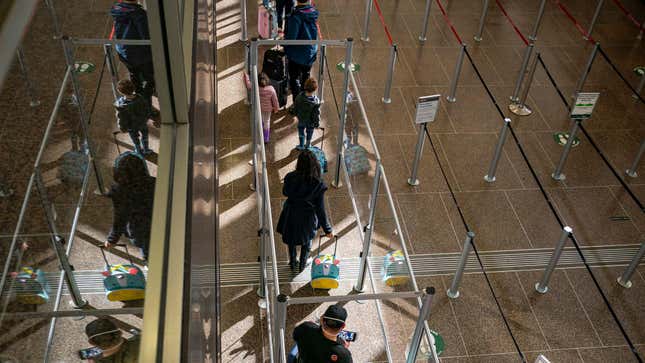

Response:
(84, 318), (140, 363)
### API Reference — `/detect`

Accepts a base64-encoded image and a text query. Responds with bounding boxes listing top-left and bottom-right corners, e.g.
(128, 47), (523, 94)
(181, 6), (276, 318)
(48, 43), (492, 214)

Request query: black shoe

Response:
(289, 261), (297, 272)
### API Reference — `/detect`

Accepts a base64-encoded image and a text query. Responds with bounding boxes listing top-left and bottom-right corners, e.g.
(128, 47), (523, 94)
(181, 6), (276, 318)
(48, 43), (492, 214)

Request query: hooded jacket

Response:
(110, 2), (152, 65)
(293, 92), (320, 128)
(284, 4), (319, 66)
(276, 172), (332, 246)
(115, 94), (150, 131)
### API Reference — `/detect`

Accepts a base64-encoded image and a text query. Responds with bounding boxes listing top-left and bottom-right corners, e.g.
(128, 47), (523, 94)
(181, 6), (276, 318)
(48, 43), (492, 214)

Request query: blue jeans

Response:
(297, 126), (314, 148)
(128, 128), (149, 154)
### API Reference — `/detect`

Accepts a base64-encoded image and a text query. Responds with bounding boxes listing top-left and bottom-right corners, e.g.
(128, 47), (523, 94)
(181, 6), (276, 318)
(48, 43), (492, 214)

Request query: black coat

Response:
(107, 175), (156, 244)
(277, 172), (332, 246)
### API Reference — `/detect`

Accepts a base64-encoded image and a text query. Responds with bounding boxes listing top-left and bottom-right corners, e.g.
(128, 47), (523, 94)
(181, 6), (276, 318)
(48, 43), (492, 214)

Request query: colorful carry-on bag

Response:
(310, 235), (340, 290)
(309, 127), (328, 174)
(12, 267), (50, 305)
(100, 244), (146, 302)
(381, 250), (410, 287)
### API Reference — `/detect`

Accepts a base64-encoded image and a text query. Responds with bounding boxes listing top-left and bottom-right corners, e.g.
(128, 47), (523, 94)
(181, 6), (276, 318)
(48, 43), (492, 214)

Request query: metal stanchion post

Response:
(240, 0), (248, 41)
(585, 0), (604, 40)
(510, 42), (535, 103)
(573, 43), (599, 98)
(528, 0), (547, 41)
(535, 226), (573, 293)
(617, 243), (645, 288)
(257, 229), (267, 298)
(103, 44), (119, 100)
(474, 0), (489, 42)
(355, 162), (382, 292)
(552, 119), (581, 181)
(509, 52), (539, 116)
(406, 287), (436, 363)
(408, 124), (426, 186)
(274, 294), (289, 362)
(44, 0), (62, 38)
(484, 118), (511, 183)
(419, 0), (433, 42)
(382, 44), (397, 104)
(333, 39), (354, 188)
(446, 43), (466, 103)
(625, 140), (644, 178)
(16, 47), (40, 107)
(632, 71), (645, 99)
(318, 45), (326, 103)
(447, 232), (475, 298)
(362, 0), (373, 41)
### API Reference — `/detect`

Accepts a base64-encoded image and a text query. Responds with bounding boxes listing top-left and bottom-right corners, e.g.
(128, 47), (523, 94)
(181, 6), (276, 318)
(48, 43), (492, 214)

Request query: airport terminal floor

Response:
(0, 0), (644, 361)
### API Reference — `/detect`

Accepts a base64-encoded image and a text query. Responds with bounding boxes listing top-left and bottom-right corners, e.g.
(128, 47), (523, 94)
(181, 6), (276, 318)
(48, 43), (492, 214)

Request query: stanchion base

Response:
(446, 96), (456, 103)
(509, 103), (533, 116)
(257, 287), (266, 299)
(70, 299), (89, 320)
(382, 97), (392, 104)
(29, 100), (41, 107)
(419, 36), (427, 42)
(626, 169), (638, 178)
(446, 289), (460, 299)
(509, 96), (519, 103)
(331, 180), (343, 188)
(473, 36), (482, 42)
(93, 188), (107, 196)
(484, 175), (496, 183)
(617, 277), (633, 289)
(551, 172), (566, 181)
(361, 37), (370, 42)
(258, 298), (268, 309)
(535, 282), (548, 294)
(407, 178), (420, 186)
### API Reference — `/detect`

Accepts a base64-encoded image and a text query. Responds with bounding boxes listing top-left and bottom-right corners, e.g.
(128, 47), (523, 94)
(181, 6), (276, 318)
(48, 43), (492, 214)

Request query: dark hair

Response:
(303, 78), (318, 93)
(85, 318), (122, 347)
(117, 79), (136, 95)
(259, 72), (270, 87)
(114, 154), (148, 186)
(295, 149), (321, 182)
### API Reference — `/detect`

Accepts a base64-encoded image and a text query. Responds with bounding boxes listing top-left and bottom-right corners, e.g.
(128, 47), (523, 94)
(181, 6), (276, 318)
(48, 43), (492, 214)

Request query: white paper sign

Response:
(571, 92), (600, 120)
(415, 95), (441, 124)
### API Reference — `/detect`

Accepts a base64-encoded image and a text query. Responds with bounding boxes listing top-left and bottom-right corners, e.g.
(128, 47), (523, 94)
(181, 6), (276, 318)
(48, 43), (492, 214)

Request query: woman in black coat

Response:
(277, 150), (334, 272)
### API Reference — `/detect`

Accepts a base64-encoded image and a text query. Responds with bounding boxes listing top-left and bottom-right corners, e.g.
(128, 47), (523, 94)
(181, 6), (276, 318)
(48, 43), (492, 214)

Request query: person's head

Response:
(117, 79), (136, 97)
(85, 318), (122, 349)
(303, 78), (318, 94)
(297, 0), (310, 4)
(259, 72), (271, 87)
(295, 149), (321, 182)
(114, 153), (148, 185)
(320, 304), (347, 334)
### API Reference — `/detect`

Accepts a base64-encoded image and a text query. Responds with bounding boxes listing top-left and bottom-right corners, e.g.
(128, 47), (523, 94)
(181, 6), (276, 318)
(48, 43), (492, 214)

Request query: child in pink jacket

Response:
(244, 72), (279, 142)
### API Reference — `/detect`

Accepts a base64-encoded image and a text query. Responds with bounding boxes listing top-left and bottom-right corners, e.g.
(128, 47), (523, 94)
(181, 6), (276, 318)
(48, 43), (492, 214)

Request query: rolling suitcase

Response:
(58, 151), (88, 186)
(310, 236), (340, 290)
(381, 250), (410, 287)
(258, 1), (278, 39)
(100, 244), (146, 302)
(309, 127), (328, 173)
(12, 267), (49, 305)
(262, 48), (288, 108)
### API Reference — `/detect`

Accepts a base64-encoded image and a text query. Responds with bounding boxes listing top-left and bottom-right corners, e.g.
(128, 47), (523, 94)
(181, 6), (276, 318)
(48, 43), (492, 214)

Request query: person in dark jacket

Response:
(115, 79), (152, 155)
(293, 77), (320, 150)
(277, 150), (333, 272)
(284, 0), (319, 98)
(105, 153), (155, 263)
(110, 1), (155, 113)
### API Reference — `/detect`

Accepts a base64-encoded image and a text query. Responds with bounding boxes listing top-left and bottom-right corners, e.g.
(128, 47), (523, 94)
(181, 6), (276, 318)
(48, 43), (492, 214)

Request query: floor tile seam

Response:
(437, 191), (464, 252)
(501, 131), (532, 189)
(433, 135), (463, 192)
(478, 41), (508, 87)
(392, 193), (416, 255)
(397, 87), (430, 135)
(438, 275), (471, 356)
(503, 190), (535, 249)
(513, 271), (553, 351)
(605, 186), (644, 236)
(562, 269), (605, 347)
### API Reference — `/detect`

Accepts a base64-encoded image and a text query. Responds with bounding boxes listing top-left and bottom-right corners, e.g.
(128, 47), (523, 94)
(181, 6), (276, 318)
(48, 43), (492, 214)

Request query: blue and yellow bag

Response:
(310, 236), (340, 290)
(100, 245), (146, 302)
(381, 250), (410, 287)
(12, 267), (49, 305)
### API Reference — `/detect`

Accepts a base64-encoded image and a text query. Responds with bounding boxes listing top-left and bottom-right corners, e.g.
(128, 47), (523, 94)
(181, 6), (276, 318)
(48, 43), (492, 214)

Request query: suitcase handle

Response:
(100, 243), (134, 267)
(316, 233), (338, 258)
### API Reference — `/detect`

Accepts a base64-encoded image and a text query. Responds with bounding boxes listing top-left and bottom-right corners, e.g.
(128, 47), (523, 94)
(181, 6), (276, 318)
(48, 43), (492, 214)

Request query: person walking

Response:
(292, 77), (320, 150)
(115, 79), (152, 155)
(277, 150), (333, 272)
(284, 0), (319, 100)
(244, 72), (279, 142)
(288, 304), (353, 362)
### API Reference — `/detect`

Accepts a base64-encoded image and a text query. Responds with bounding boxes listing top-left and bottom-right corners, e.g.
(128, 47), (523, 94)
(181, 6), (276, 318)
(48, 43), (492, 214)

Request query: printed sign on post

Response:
(570, 92), (600, 120)
(415, 95), (440, 124)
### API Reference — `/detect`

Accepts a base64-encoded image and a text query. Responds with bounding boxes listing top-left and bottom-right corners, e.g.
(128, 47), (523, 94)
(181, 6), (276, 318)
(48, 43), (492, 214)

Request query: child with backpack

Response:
(293, 77), (320, 150)
(115, 79), (152, 155)
(244, 72), (279, 143)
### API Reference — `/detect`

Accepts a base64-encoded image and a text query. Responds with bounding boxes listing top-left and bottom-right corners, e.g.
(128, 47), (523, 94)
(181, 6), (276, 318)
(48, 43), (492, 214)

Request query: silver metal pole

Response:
(447, 232), (475, 299)
(617, 243), (645, 288)
(406, 287), (436, 363)
(355, 161), (382, 292)
(535, 226), (573, 293)
(362, 0), (373, 41)
(408, 123), (426, 186)
(44, 0), (62, 37)
(382, 44), (397, 104)
(552, 119), (581, 181)
(446, 43), (466, 103)
(61, 36), (106, 195)
(318, 45), (326, 103)
(103, 44), (119, 100)
(509, 51), (539, 116)
(510, 42), (535, 103)
(419, 0), (433, 42)
(484, 118), (511, 183)
(250, 40), (259, 192)
(528, 0), (547, 41)
(632, 73), (645, 99)
(585, 0), (604, 41)
(573, 43), (600, 98)
(240, 0), (248, 41)
(16, 47), (40, 107)
(474, 0), (489, 42)
(257, 229), (267, 298)
(274, 294), (288, 362)
(626, 140), (645, 178)
(333, 38), (354, 188)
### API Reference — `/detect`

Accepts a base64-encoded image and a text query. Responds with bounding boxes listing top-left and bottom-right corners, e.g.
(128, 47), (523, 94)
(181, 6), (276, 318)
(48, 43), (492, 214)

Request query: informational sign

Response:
(415, 95), (440, 124)
(74, 61), (95, 74)
(553, 132), (580, 147)
(570, 92), (599, 120)
(336, 61), (360, 72)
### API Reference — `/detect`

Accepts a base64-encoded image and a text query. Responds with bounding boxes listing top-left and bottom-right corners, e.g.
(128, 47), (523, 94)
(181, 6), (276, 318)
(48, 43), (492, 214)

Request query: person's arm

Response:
(271, 88), (279, 112)
(314, 188), (332, 234)
(285, 14), (301, 40)
(106, 189), (128, 244)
